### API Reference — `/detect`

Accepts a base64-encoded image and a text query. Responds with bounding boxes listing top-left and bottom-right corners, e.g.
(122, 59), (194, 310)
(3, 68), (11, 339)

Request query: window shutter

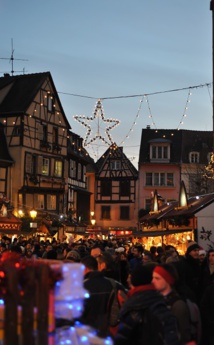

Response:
(37, 156), (43, 174)
(25, 153), (33, 173)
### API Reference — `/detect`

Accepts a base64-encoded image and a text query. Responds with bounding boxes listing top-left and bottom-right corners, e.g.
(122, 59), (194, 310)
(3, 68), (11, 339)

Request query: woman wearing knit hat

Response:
(152, 264), (197, 345)
(173, 241), (201, 304)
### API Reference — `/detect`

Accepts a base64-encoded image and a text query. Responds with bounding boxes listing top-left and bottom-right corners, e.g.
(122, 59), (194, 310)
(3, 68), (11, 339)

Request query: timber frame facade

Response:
(94, 143), (138, 231)
(0, 72), (70, 219)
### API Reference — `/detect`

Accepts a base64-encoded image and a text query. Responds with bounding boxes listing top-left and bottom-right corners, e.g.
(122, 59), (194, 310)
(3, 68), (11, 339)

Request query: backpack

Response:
(106, 278), (127, 327)
(145, 299), (181, 345)
(185, 298), (202, 345)
(169, 293), (202, 345)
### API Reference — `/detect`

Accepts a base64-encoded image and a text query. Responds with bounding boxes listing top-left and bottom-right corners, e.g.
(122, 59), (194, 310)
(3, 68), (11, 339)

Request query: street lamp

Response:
(30, 209), (37, 220)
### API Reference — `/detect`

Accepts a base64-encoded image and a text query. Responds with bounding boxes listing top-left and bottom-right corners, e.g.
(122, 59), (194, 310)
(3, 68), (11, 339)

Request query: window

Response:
(120, 180), (130, 196)
(53, 127), (58, 144)
(120, 206), (130, 220)
(42, 158), (49, 176)
(77, 163), (82, 180)
(47, 94), (55, 113)
(12, 125), (21, 136)
(47, 195), (56, 210)
(189, 152), (199, 163)
(150, 144), (170, 161)
(54, 160), (62, 177)
(101, 180), (111, 196)
(101, 206), (111, 219)
(35, 194), (44, 209)
(145, 172), (174, 187)
(110, 160), (121, 170)
(43, 125), (48, 141)
(25, 153), (36, 174)
(70, 159), (76, 178)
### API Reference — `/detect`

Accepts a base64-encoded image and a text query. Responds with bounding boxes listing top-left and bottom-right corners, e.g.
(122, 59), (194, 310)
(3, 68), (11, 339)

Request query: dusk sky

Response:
(0, 0), (212, 167)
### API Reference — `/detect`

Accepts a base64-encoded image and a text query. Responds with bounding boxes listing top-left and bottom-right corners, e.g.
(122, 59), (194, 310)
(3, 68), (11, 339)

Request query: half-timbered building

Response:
(94, 143), (138, 233)
(0, 72), (70, 222)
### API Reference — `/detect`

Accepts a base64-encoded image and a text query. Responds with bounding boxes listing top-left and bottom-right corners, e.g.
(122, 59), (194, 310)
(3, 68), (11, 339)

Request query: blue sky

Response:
(0, 0), (212, 167)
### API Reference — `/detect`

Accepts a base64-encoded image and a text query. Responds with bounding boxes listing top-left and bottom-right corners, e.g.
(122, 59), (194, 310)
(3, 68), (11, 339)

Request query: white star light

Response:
(73, 99), (120, 147)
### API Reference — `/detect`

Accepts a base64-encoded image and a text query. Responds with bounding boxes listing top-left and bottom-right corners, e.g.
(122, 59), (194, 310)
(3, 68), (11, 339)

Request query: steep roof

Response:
(96, 143), (138, 177)
(140, 193), (214, 222)
(139, 127), (213, 164)
(0, 72), (71, 128)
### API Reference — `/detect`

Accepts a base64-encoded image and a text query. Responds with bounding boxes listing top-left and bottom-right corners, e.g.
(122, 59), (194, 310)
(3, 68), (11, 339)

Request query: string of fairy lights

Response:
(68, 83), (212, 156)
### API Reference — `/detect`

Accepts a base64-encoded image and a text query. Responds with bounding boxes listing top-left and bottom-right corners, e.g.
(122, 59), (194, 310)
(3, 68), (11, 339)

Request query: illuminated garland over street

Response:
(73, 98), (120, 147)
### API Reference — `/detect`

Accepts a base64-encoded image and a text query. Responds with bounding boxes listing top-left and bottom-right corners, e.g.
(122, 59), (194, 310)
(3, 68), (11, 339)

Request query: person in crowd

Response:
(79, 255), (114, 338)
(155, 246), (165, 263)
(150, 246), (157, 261)
(200, 248), (214, 295)
(114, 262), (180, 345)
(31, 243), (43, 258)
(143, 250), (153, 264)
(115, 251), (130, 289)
(46, 249), (57, 260)
(174, 241), (201, 304)
(90, 246), (103, 258)
(200, 277), (214, 345)
(96, 251), (118, 280)
(128, 245), (143, 271)
(64, 250), (81, 263)
(198, 248), (206, 265)
(152, 263), (195, 345)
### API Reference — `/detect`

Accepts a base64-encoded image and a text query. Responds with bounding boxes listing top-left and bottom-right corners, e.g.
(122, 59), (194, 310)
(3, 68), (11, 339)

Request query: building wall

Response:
(196, 203), (214, 251)
(138, 162), (180, 211)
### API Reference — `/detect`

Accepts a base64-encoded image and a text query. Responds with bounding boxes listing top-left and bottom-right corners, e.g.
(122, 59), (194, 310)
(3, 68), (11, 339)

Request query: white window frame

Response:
(189, 152), (199, 163)
(150, 144), (170, 161)
(110, 160), (121, 170)
(145, 172), (174, 187)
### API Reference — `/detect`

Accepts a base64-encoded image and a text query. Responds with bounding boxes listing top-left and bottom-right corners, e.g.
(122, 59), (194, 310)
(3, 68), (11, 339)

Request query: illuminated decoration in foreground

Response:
(74, 99), (120, 147)
(204, 153), (214, 179)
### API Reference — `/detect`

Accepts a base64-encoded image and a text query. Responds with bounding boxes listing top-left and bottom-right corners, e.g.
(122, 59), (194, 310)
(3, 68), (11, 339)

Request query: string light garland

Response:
(177, 89), (192, 130)
(58, 82), (211, 100)
(73, 99), (120, 147)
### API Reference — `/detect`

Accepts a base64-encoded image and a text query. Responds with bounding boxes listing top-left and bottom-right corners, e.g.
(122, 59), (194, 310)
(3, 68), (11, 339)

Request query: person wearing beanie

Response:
(174, 241), (201, 304)
(114, 263), (180, 345)
(198, 248), (206, 265)
(152, 264), (196, 345)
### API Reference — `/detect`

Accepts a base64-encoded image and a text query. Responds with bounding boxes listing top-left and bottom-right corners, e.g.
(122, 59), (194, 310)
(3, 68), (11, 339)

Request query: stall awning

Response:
(132, 228), (193, 237)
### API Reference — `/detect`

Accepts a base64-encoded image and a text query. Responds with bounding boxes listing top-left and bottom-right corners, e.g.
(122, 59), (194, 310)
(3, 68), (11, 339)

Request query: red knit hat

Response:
(153, 266), (175, 286)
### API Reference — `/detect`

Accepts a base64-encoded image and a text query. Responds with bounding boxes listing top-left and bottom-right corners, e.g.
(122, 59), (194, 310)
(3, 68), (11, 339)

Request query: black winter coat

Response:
(79, 270), (113, 337)
(114, 284), (180, 345)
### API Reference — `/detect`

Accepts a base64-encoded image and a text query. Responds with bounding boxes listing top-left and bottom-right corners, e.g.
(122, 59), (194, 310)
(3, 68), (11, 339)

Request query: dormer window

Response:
(110, 160), (121, 170)
(189, 152), (199, 163)
(149, 139), (171, 162)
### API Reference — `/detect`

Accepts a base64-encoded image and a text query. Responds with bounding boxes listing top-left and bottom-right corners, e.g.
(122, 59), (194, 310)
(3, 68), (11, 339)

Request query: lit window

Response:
(47, 195), (56, 210)
(42, 158), (49, 176)
(54, 160), (62, 177)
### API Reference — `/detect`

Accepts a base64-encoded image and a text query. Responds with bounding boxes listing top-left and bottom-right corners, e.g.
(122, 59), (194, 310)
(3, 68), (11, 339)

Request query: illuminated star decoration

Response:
(73, 99), (120, 147)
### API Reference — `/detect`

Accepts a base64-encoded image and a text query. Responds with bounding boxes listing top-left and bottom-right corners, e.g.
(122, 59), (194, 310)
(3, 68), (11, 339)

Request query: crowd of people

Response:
(0, 234), (213, 345)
